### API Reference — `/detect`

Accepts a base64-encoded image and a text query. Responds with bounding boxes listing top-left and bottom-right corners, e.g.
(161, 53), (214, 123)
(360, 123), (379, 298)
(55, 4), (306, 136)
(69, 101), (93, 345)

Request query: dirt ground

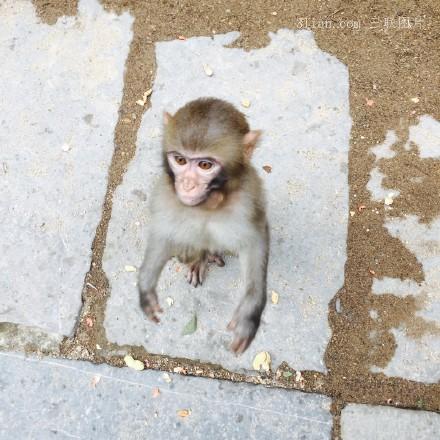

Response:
(30, 1), (440, 438)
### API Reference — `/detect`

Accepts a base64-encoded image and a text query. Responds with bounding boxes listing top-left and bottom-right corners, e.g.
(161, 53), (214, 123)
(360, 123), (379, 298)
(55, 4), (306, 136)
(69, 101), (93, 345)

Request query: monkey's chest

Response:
(170, 210), (252, 253)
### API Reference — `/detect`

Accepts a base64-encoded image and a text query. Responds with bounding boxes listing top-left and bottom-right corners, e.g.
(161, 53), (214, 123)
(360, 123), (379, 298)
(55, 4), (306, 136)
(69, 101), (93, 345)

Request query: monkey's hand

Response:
(139, 288), (163, 323)
(227, 312), (260, 354)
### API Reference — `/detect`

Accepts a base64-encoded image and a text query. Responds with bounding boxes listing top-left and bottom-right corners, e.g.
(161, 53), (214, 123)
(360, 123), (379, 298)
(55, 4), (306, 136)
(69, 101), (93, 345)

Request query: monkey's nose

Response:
(182, 179), (196, 191)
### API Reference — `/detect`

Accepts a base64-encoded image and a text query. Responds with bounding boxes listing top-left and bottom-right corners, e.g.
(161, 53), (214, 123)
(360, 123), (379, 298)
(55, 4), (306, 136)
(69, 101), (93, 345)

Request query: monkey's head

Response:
(162, 98), (261, 207)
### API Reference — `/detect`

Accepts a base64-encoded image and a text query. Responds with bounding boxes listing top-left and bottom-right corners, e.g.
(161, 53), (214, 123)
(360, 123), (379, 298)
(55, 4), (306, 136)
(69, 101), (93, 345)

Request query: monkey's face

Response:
(167, 151), (224, 206)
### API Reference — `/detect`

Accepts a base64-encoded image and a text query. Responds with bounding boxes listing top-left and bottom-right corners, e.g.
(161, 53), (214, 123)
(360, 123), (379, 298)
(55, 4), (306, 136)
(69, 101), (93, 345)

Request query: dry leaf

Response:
(365, 98), (375, 107)
(85, 317), (93, 328)
(369, 269), (376, 276)
(271, 290), (279, 305)
(124, 355), (145, 371)
(177, 409), (191, 418)
(152, 387), (161, 398)
(124, 265), (137, 272)
(350, 211), (355, 217)
(178, 35), (186, 40)
(136, 99), (145, 106)
(173, 367), (185, 374)
(241, 99), (250, 108)
(295, 371), (303, 382)
(90, 375), (101, 388)
(203, 64), (213, 76)
(166, 297), (174, 307)
(411, 97), (419, 103)
(262, 165), (272, 173)
(163, 373), (172, 383)
(252, 351), (271, 372)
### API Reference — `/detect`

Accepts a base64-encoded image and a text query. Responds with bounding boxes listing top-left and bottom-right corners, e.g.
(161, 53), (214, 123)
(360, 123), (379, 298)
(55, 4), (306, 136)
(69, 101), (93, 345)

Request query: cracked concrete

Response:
(1, 0), (440, 438)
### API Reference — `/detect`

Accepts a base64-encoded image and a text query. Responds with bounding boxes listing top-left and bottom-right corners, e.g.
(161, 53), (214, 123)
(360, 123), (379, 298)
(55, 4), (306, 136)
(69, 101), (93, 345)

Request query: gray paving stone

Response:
(103, 29), (351, 373)
(0, 353), (332, 439)
(341, 404), (440, 440)
(0, 0), (133, 335)
(0, 322), (62, 354)
(368, 116), (440, 383)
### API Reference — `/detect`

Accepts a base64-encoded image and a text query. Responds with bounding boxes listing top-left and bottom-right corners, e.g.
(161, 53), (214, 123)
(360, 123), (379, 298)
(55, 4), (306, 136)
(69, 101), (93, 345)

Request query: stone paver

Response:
(0, 353), (332, 439)
(341, 404), (440, 440)
(368, 116), (440, 382)
(0, 0), (132, 335)
(103, 29), (351, 373)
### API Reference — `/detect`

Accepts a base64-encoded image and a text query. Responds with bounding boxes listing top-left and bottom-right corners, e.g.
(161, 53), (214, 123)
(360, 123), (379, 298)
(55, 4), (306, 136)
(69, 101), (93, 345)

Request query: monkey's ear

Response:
(243, 130), (262, 160)
(163, 111), (174, 125)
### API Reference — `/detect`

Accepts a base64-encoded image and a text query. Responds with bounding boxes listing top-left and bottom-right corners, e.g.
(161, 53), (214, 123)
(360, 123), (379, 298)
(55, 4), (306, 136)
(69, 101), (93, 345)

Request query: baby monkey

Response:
(138, 97), (269, 354)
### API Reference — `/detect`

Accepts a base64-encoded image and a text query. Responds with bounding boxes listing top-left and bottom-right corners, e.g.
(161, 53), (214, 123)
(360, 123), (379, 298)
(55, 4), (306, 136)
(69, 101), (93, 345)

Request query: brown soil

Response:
(29, 1), (440, 438)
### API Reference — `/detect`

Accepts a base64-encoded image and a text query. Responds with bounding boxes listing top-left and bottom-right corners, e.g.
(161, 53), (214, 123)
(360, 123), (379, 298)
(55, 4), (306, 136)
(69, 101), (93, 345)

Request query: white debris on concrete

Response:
(367, 130), (400, 202)
(368, 116), (440, 383)
(405, 115), (440, 157)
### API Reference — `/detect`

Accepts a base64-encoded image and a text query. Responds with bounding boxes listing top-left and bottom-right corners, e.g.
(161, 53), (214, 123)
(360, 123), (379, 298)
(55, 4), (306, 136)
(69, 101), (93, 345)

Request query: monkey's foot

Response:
(227, 315), (259, 354)
(186, 253), (225, 287)
(186, 259), (208, 287)
(139, 289), (163, 323)
(207, 253), (225, 267)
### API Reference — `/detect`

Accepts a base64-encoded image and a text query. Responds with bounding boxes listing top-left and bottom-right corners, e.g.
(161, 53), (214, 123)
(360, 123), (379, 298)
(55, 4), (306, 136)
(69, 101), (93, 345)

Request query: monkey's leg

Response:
(228, 231), (269, 354)
(138, 235), (171, 323)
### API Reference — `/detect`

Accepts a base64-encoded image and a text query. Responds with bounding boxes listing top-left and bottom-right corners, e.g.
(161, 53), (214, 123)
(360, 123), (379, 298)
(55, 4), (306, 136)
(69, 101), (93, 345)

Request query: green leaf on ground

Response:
(182, 314), (197, 335)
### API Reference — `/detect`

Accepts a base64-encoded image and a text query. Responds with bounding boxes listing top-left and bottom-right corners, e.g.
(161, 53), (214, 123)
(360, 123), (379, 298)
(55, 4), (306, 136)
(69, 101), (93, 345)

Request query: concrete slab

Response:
(341, 404), (440, 440)
(0, 0), (133, 335)
(0, 322), (62, 354)
(0, 353), (332, 439)
(368, 116), (440, 382)
(103, 30), (351, 372)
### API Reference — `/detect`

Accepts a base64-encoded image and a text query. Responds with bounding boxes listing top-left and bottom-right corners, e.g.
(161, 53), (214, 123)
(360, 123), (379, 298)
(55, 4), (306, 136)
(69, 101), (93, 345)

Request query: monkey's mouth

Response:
(177, 192), (208, 207)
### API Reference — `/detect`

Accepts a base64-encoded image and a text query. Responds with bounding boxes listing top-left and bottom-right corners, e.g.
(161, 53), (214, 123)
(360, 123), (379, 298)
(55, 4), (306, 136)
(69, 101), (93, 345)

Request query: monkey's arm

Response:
(138, 233), (172, 322)
(228, 224), (269, 354)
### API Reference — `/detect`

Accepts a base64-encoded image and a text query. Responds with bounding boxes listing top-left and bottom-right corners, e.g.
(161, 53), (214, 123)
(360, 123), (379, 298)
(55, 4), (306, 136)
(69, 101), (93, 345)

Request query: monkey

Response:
(138, 97), (269, 354)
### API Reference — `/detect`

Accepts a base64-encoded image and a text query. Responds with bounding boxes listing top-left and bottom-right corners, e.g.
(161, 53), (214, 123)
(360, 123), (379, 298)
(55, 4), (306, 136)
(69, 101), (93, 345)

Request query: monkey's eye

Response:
(174, 156), (187, 166)
(198, 160), (213, 170)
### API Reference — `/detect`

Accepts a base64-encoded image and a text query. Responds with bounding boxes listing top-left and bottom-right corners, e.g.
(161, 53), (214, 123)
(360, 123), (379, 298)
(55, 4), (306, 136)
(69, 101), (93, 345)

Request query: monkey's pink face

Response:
(167, 151), (223, 206)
